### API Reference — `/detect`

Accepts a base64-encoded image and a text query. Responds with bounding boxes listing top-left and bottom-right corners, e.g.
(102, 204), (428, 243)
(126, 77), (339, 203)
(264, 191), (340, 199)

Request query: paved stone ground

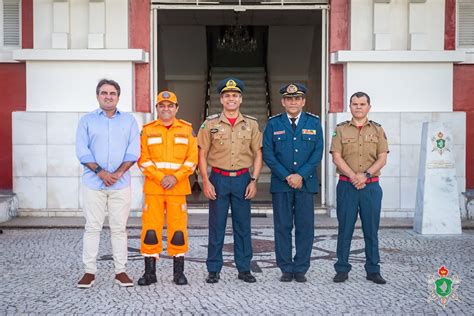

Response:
(0, 228), (472, 315)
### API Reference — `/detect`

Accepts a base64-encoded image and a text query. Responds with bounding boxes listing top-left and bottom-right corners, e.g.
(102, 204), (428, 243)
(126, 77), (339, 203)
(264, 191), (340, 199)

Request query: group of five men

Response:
(75, 77), (389, 288)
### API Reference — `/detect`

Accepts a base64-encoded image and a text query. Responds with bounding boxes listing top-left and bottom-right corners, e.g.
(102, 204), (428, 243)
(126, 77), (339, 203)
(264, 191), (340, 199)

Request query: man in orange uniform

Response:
(137, 91), (198, 286)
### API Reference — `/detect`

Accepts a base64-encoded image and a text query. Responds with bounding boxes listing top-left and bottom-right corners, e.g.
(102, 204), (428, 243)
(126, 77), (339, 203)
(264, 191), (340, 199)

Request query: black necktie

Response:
(290, 117), (297, 131)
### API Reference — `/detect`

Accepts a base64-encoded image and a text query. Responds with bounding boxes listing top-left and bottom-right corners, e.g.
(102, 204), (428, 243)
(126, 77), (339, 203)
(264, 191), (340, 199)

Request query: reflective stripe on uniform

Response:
(141, 161), (154, 168)
(155, 162), (181, 170)
(174, 137), (189, 145)
(148, 137), (162, 145)
(183, 161), (195, 168)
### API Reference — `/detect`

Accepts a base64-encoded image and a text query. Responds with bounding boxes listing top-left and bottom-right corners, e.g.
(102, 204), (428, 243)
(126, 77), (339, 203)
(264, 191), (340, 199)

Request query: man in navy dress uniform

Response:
(263, 83), (324, 282)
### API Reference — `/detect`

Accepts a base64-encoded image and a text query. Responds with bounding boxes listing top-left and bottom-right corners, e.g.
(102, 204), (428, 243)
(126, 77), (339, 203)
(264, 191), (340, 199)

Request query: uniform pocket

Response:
(174, 136), (188, 159)
(147, 135), (163, 159)
(341, 137), (357, 156)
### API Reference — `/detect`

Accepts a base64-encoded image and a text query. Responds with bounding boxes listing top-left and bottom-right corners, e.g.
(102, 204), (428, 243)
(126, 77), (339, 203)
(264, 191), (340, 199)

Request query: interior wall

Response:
(267, 25), (316, 115)
(158, 25), (208, 131)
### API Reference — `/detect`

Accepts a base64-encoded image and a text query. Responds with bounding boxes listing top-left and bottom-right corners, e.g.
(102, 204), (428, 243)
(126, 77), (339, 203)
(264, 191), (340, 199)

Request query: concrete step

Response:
(212, 67), (265, 73)
(211, 73), (266, 81)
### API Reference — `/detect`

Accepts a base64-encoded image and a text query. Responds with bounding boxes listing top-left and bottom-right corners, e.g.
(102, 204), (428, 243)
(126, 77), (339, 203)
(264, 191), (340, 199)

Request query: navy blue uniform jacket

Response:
(263, 112), (324, 193)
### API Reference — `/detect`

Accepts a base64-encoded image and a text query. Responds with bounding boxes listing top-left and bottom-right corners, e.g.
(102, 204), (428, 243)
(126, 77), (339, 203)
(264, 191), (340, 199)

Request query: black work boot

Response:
(173, 256), (188, 285)
(138, 257), (157, 286)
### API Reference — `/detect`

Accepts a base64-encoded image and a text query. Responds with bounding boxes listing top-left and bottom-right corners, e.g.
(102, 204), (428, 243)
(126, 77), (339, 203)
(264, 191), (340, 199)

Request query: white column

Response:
(408, 0), (427, 50)
(373, 0), (391, 50)
(88, 0), (105, 49)
(52, 0), (70, 49)
(414, 122), (462, 235)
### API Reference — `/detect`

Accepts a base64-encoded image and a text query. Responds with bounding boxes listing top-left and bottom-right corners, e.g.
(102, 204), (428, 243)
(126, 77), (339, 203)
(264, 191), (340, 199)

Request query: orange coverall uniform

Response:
(138, 118), (198, 257)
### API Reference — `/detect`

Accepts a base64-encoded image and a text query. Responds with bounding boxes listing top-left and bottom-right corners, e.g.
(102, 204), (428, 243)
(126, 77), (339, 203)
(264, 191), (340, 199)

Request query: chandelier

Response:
(217, 14), (257, 53)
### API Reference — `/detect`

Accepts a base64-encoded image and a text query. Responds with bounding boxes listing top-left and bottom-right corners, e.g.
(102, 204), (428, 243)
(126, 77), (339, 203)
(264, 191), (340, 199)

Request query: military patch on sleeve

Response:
(200, 123), (206, 129)
(302, 129), (317, 135)
(332, 131), (337, 137)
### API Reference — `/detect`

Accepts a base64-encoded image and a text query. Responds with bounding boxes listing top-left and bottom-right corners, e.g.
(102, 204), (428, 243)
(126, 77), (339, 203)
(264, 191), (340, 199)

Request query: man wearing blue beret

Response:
(263, 83), (323, 282)
(197, 77), (263, 284)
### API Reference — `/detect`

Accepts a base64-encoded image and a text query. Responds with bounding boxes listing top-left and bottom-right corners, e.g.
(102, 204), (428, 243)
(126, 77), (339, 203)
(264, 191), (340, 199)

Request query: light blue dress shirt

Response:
(76, 108), (140, 190)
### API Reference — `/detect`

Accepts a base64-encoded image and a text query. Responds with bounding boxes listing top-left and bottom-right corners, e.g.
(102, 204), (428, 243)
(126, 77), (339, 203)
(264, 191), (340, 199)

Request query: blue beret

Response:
(279, 83), (307, 97)
(217, 77), (245, 94)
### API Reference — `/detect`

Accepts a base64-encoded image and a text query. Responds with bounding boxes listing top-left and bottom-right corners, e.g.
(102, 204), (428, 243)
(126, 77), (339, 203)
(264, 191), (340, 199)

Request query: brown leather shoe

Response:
(115, 272), (134, 287)
(77, 273), (95, 288)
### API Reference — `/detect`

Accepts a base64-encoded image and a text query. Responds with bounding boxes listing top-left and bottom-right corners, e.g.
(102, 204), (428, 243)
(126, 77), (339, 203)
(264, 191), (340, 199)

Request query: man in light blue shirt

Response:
(75, 79), (140, 288)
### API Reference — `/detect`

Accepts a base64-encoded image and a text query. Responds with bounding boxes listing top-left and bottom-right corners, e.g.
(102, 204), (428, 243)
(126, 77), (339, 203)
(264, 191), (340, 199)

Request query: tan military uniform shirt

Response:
(197, 112), (262, 170)
(330, 119), (389, 176)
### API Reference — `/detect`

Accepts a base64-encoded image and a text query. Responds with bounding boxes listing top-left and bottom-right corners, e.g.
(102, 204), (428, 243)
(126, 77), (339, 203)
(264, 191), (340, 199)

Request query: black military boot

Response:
(138, 257), (157, 286)
(173, 256), (188, 285)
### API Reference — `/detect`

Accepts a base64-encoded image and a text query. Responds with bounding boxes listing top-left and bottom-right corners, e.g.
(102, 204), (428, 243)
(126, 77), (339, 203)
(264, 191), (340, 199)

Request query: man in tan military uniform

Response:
(330, 91), (389, 285)
(197, 77), (263, 284)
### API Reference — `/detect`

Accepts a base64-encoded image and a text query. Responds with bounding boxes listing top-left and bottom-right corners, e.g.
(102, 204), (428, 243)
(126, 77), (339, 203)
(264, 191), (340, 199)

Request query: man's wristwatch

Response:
(94, 166), (103, 174)
(250, 176), (258, 183)
(364, 171), (372, 179)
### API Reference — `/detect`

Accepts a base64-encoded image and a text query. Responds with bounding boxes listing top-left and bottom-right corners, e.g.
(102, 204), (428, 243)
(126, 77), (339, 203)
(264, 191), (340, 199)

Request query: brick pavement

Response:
(0, 227), (472, 314)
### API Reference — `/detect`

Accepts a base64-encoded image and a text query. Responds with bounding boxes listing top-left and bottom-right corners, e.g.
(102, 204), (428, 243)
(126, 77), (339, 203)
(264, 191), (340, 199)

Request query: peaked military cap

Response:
(279, 83), (307, 97)
(217, 77), (245, 94)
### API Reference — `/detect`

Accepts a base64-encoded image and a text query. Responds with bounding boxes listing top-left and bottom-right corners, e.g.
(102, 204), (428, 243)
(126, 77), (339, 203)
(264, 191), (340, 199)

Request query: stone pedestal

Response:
(0, 191), (18, 223)
(414, 122), (462, 234)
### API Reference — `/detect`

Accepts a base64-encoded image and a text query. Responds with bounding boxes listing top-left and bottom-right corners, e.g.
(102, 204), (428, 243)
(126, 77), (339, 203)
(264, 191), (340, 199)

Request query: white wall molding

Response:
(331, 50), (465, 63)
(13, 49), (149, 63)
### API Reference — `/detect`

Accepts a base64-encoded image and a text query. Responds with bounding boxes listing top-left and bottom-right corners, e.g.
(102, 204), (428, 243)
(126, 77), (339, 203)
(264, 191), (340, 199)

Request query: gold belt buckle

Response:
(229, 171), (237, 177)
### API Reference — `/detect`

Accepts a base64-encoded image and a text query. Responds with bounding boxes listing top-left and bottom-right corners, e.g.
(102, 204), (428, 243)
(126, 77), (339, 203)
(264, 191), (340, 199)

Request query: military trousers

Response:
(334, 180), (383, 274)
(140, 194), (188, 257)
(272, 191), (314, 274)
(206, 170), (253, 273)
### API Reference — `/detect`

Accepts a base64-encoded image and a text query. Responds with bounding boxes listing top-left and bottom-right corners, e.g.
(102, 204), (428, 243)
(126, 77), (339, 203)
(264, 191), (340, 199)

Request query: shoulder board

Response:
(268, 113), (283, 120)
(306, 112), (320, 119)
(369, 120), (382, 127)
(243, 114), (257, 121)
(143, 120), (157, 128)
(336, 120), (350, 127)
(178, 119), (192, 126)
(206, 114), (219, 120)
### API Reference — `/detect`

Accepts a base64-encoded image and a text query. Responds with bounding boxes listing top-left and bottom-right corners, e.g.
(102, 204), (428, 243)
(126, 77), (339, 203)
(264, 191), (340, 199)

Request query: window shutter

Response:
(3, 0), (20, 47)
(458, 0), (474, 47)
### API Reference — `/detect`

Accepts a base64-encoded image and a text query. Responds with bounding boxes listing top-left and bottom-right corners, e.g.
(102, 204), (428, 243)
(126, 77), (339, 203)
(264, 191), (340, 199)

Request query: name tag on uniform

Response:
(148, 137), (162, 145)
(174, 137), (188, 145)
(302, 129), (316, 135)
(273, 130), (285, 135)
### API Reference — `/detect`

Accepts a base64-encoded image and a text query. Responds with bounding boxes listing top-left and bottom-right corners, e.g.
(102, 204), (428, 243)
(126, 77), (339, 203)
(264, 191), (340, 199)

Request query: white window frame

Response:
(456, 0), (474, 64)
(456, 0), (474, 49)
(0, 0), (22, 62)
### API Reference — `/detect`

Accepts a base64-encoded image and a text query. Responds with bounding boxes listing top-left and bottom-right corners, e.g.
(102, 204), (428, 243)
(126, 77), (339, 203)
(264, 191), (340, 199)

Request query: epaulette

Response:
(178, 119), (192, 126)
(337, 120), (350, 127)
(206, 114), (219, 120)
(243, 114), (257, 121)
(268, 113), (283, 120)
(306, 112), (320, 119)
(369, 120), (382, 127)
(143, 120), (157, 128)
